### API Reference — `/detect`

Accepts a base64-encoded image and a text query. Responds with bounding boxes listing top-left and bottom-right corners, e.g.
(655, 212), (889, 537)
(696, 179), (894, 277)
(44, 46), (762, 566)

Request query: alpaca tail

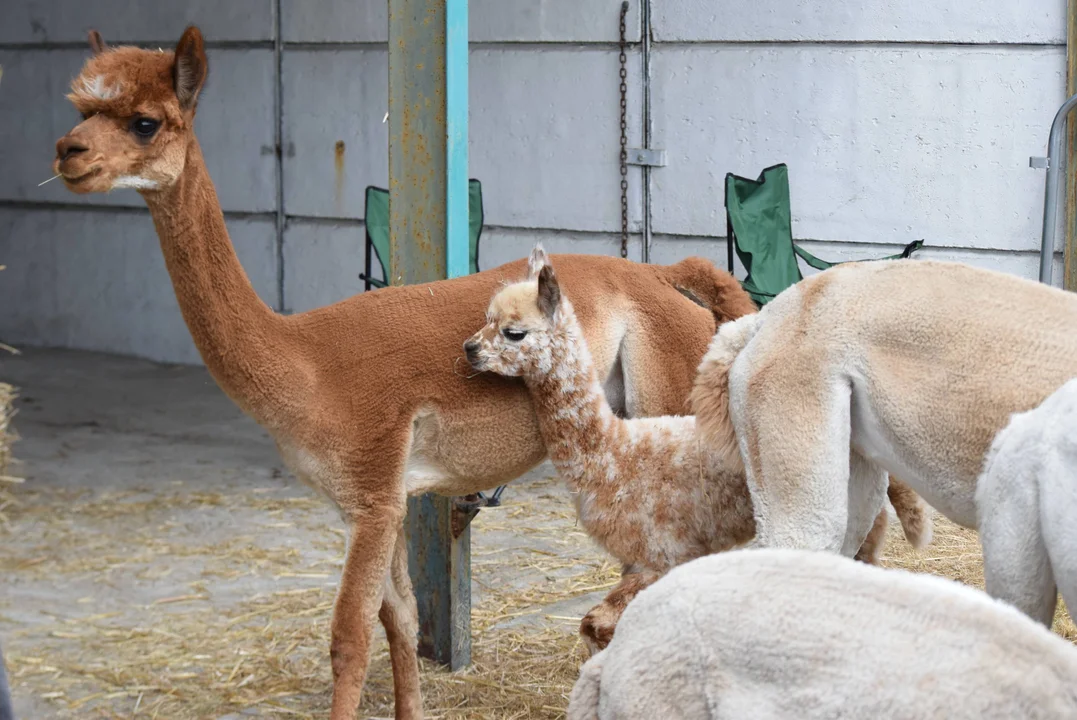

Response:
(888, 477), (934, 549)
(566, 650), (607, 720)
(662, 256), (758, 326)
(690, 312), (762, 471)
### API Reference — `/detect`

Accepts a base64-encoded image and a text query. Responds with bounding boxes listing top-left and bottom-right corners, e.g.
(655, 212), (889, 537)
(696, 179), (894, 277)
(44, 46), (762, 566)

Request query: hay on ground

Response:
(1, 471), (1073, 718)
(0, 381), (20, 530)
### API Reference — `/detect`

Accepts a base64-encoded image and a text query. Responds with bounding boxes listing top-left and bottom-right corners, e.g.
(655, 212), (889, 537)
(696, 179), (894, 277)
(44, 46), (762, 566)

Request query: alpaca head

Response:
(464, 244), (569, 378)
(52, 26), (209, 195)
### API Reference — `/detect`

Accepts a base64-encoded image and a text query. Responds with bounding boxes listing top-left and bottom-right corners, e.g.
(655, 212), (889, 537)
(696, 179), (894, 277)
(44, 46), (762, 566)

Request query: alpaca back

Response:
(569, 549), (1077, 720)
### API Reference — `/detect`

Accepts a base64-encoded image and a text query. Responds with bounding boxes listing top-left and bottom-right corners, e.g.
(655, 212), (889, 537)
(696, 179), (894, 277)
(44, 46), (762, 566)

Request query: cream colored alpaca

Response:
(567, 548), (1077, 720)
(465, 247), (930, 652)
(691, 259), (1077, 624)
(977, 377), (1077, 625)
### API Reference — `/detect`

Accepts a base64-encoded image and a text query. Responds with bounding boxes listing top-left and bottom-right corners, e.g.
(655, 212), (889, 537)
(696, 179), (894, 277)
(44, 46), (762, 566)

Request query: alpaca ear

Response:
(537, 264), (561, 320)
(173, 26), (208, 111)
(527, 243), (549, 280)
(88, 30), (109, 55)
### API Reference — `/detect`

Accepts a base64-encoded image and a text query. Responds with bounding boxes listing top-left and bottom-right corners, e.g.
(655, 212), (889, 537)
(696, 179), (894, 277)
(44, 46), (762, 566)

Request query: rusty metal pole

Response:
(389, 0), (473, 669)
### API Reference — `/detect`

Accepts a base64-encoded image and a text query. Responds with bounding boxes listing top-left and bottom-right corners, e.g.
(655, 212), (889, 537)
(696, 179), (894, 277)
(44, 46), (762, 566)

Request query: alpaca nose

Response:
(56, 136), (89, 162)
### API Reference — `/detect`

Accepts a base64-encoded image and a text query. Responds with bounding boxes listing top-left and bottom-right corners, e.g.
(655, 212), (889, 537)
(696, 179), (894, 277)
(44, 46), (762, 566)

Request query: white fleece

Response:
(568, 548), (1077, 720)
(976, 376), (1077, 626)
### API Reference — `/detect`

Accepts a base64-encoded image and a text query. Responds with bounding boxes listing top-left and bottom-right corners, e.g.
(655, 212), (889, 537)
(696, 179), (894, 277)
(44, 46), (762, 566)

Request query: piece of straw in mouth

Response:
(38, 174), (62, 187)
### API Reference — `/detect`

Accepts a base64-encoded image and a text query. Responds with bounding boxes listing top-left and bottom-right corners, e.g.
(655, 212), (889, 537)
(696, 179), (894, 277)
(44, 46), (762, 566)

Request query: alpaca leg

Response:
(854, 508), (888, 565)
(1038, 446), (1077, 626)
(842, 452), (888, 558)
(979, 479), (1056, 626)
(379, 523), (423, 719)
(579, 569), (662, 656)
(330, 502), (406, 720)
(887, 476), (933, 549)
(732, 369), (852, 552)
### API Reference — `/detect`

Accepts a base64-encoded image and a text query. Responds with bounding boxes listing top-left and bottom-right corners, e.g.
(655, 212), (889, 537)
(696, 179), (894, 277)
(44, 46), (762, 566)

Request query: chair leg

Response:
(363, 234), (373, 292)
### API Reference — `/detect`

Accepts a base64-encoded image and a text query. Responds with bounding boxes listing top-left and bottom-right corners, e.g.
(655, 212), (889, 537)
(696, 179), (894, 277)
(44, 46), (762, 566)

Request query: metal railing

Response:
(1031, 92), (1077, 285)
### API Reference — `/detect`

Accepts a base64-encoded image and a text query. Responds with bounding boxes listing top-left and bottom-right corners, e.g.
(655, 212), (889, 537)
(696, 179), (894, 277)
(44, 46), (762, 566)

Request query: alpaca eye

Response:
(131, 117), (160, 138)
(503, 329), (528, 342)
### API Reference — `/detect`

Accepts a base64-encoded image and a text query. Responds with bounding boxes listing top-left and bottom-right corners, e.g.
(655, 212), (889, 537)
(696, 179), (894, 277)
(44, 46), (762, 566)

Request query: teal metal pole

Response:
(389, 0), (473, 671)
(446, 0), (469, 279)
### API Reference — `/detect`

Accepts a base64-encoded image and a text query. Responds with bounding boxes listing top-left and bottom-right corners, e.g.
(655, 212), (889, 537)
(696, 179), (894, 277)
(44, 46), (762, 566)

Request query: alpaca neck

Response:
(525, 306), (619, 490)
(143, 138), (296, 423)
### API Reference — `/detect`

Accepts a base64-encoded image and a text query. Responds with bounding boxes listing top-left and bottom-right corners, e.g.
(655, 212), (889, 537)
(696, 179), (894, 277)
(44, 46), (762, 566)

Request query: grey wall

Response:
(0, 1), (1069, 365)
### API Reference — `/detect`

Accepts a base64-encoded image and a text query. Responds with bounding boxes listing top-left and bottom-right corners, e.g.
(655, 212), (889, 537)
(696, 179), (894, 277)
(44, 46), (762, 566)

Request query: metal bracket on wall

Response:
(1030, 156), (1049, 169)
(626, 148), (667, 167)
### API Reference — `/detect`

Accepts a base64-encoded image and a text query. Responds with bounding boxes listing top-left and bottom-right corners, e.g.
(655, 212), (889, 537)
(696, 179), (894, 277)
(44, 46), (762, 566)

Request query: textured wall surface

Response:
(0, 0), (1067, 364)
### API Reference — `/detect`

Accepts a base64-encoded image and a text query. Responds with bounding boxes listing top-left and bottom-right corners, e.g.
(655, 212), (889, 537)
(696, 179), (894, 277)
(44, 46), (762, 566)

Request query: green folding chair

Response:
(725, 164), (923, 306)
(359, 179), (484, 290)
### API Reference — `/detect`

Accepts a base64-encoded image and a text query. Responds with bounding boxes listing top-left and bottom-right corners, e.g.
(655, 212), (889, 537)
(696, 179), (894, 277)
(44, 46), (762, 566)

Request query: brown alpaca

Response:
(464, 247), (932, 654)
(52, 27), (782, 719)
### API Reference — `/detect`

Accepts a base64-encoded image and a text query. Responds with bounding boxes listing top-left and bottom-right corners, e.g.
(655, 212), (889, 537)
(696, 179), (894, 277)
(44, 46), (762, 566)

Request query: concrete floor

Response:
(0, 348), (607, 718)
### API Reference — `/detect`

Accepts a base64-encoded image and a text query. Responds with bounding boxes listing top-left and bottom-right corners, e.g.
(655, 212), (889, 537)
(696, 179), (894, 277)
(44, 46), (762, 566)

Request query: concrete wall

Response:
(0, 1), (1068, 364)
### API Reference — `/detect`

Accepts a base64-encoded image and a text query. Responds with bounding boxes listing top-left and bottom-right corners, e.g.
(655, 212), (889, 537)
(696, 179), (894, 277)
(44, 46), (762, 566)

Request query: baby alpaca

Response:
(465, 246), (928, 653)
(977, 376), (1077, 625)
(568, 548), (1077, 720)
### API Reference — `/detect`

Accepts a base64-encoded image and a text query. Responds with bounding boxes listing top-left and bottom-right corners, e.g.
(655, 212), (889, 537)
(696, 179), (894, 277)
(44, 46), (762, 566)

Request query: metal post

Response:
(389, 0), (472, 670)
(0, 641), (12, 720)
(1066, 0), (1077, 291)
(641, 0), (653, 263)
(446, 0), (469, 280)
(1032, 92), (1077, 286)
(624, 0), (666, 262)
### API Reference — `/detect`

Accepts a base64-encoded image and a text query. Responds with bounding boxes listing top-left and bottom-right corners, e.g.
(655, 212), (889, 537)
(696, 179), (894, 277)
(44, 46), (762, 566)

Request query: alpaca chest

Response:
(573, 482), (707, 570)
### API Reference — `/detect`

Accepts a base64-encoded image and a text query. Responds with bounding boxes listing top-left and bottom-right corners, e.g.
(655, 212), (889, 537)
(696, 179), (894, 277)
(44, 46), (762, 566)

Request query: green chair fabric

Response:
(725, 164), (923, 306)
(360, 179), (484, 290)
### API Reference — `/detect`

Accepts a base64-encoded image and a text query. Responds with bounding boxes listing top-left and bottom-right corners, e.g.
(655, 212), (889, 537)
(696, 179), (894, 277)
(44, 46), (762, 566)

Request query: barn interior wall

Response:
(0, 1), (1067, 364)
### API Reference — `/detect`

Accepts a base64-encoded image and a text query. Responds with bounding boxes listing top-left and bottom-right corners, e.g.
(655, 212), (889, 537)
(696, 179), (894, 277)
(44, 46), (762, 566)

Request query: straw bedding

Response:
(1, 468), (1073, 718)
(0, 381), (19, 528)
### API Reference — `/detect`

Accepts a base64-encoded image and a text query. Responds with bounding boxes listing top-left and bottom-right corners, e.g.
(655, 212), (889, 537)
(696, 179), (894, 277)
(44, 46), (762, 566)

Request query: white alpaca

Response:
(568, 548), (1077, 720)
(690, 259), (1077, 625)
(977, 376), (1077, 625)
(464, 246), (930, 653)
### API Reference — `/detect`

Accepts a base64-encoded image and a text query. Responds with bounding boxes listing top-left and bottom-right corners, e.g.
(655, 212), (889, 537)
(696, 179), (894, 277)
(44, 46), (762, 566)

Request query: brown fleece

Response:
(50, 26), (781, 720)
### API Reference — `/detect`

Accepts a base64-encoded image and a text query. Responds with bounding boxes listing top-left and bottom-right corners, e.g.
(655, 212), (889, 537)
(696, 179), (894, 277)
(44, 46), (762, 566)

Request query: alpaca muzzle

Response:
(463, 339), (483, 370)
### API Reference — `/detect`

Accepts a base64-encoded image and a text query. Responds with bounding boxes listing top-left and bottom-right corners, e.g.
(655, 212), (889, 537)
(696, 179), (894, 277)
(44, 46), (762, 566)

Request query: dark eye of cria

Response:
(130, 117), (160, 138)
(503, 329), (528, 342)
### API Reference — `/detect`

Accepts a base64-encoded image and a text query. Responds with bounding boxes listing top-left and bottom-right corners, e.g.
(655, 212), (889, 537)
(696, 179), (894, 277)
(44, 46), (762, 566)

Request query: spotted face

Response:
(52, 27), (208, 195)
(464, 245), (565, 379)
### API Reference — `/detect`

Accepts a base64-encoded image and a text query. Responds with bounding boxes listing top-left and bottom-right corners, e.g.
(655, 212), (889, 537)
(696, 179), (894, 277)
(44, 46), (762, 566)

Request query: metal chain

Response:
(618, 1), (629, 259)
